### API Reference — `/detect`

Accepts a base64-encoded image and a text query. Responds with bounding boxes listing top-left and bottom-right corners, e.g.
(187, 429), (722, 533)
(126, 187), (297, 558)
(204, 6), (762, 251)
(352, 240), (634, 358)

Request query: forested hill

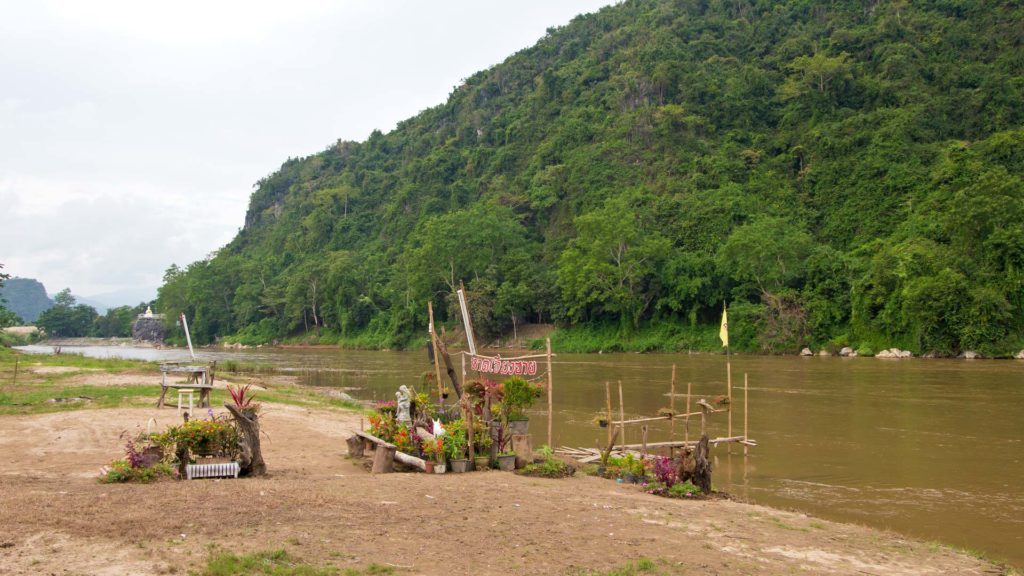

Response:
(158, 0), (1024, 355)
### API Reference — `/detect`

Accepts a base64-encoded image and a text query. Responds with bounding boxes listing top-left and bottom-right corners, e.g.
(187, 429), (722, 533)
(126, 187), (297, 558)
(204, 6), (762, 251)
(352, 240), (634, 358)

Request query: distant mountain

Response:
(1, 278), (53, 323)
(79, 288), (156, 313)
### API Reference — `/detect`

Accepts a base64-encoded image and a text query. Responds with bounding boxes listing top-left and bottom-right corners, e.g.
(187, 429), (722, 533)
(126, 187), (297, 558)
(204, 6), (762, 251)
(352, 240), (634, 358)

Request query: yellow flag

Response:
(719, 305), (729, 348)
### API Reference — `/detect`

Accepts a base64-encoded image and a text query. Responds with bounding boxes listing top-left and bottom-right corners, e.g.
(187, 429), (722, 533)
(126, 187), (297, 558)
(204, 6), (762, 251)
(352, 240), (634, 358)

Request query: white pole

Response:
(456, 288), (477, 355)
(180, 313), (196, 361)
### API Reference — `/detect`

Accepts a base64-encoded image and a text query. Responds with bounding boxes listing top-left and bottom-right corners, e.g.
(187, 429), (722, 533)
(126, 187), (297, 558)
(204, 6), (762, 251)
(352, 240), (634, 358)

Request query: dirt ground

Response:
(0, 402), (1006, 576)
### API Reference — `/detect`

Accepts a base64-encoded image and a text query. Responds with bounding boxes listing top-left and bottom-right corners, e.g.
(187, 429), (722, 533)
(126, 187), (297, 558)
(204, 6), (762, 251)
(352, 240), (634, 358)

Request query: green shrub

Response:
(99, 459), (174, 484)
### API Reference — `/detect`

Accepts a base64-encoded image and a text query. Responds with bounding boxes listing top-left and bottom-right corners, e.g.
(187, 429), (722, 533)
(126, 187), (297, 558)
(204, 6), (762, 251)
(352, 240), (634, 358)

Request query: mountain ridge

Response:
(157, 0), (1024, 355)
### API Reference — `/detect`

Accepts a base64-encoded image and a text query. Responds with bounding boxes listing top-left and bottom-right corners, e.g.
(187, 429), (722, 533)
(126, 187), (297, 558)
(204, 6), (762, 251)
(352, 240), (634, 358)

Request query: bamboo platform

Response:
(555, 435), (757, 464)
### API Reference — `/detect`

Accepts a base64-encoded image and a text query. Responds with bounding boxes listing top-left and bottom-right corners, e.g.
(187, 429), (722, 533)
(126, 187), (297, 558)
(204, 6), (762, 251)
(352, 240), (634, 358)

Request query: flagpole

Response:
(723, 302), (732, 454)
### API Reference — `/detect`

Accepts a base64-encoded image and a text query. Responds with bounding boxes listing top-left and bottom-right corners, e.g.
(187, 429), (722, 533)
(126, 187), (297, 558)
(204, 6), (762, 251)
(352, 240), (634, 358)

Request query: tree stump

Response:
(694, 433), (712, 494)
(225, 404), (266, 477)
(371, 444), (396, 473)
(346, 435), (364, 458)
(512, 433), (533, 469)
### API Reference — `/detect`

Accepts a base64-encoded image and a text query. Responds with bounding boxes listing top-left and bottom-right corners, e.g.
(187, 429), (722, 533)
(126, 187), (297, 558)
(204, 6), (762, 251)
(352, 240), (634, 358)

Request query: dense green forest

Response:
(157, 0), (1024, 355)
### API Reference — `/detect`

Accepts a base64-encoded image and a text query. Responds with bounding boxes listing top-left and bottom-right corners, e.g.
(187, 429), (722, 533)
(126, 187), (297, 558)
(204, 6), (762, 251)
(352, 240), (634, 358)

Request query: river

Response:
(16, 344), (1024, 567)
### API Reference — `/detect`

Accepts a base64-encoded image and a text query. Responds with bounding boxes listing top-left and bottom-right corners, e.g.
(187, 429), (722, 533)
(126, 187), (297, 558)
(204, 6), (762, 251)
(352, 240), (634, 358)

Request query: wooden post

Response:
(605, 382), (612, 448)
(685, 381), (691, 445)
(371, 444), (396, 474)
(641, 425), (648, 459)
(346, 435), (364, 458)
(727, 359), (733, 454)
(437, 328), (463, 398)
(428, 301), (445, 405)
(465, 394), (475, 463)
(618, 380), (626, 453)
(12, 357), (18, 385)
(744, 372), (749, 456)
(546, 337), (554, 448)
(669, 364), (676, 456)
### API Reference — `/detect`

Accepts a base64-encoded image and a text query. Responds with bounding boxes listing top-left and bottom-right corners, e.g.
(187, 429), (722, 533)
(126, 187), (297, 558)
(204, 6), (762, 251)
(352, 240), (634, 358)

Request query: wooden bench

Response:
(156, 362), (216, 409)
(346, 430), (426, 473)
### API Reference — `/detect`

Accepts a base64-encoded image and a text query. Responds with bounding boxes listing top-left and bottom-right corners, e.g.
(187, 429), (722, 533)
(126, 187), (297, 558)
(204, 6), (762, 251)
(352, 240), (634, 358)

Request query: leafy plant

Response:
(502, 376), (543, 420)
(151, 416), (240, 460)
(444, 427), (467, 461)
(652, 456), (677, 487)
(227, 383), (260, 414)
(99, 459), (175, 483)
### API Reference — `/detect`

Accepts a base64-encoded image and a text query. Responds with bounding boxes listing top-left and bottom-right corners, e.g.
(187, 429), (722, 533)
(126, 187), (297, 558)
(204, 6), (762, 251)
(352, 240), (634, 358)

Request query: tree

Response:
(36, 289), (98, 337)
(558, 194), (670, 331)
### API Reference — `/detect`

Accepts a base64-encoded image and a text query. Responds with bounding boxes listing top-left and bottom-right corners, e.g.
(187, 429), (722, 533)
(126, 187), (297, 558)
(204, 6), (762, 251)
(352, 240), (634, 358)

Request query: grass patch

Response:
(574, 558), (672, 575)
(194, 549), (395, 576)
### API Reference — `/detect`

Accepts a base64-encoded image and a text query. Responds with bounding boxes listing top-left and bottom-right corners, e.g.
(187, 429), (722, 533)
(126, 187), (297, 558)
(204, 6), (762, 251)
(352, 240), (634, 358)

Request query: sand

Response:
(0, 402), (1003, 576)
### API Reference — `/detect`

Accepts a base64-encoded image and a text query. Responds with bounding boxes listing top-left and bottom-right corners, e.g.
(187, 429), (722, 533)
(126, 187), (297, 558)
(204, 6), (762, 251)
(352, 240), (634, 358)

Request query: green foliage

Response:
(36, 289), (98, 338)
(99, 459), (174, 484)
(501, 376), (543, 420)
(196, 548), (360, 576)
(155, 2), (1024, 356)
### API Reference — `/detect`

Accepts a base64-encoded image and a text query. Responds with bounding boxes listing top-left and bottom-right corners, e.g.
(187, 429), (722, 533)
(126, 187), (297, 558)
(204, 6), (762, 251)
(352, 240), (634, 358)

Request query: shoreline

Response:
(0, 347), (1017, 574)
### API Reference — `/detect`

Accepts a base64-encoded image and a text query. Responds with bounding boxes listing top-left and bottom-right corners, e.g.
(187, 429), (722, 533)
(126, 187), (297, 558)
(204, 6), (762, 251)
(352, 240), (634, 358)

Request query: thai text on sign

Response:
(470, 354), (538, 376)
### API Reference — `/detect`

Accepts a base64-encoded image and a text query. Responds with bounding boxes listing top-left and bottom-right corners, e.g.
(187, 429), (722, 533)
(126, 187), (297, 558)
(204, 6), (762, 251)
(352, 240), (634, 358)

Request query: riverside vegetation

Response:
(153, 0), (1024, 357)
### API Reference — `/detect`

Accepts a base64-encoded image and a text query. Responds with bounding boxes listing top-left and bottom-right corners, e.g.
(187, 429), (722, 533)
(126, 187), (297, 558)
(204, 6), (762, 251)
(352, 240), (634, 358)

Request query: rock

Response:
(849, 350), (858, 357)
(131, 317), (165, 343)
(898, 349), (913, 358)
(960, 351), (980, 359)
(839, 347), (853, 357)
(1015, 350), (1024, 360)
(800, 347), (813, 356)
(876, 349), (896, 358)
(818, 349), (831, 356)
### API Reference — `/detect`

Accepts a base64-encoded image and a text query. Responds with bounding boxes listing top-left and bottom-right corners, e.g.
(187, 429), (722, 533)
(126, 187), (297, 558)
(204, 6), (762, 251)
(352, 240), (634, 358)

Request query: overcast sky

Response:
(0, 0), (611, 304)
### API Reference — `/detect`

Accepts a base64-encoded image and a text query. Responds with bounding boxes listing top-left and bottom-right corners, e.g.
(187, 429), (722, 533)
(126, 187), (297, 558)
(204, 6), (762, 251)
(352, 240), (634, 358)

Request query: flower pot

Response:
(449, 459), (471, 473)
(473, 456), (490, 471)
(433, 462), (446, 474)
(496, 454), (516, 471)
(424, 461), (434, 474)
(507, 418), (529, 435)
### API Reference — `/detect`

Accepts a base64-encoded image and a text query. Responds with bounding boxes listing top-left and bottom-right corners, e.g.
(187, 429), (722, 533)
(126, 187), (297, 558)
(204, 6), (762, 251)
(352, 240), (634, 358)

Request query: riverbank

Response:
(0, 347), (1016, 575)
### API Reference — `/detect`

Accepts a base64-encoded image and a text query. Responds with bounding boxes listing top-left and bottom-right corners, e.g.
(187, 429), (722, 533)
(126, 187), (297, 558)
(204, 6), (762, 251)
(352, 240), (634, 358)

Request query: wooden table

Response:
(157, 363), (214, 409)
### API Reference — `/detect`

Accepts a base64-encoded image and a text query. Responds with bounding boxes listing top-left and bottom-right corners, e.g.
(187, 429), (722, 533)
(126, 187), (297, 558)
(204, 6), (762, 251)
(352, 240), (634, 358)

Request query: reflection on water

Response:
(16, 344), (1024, 567)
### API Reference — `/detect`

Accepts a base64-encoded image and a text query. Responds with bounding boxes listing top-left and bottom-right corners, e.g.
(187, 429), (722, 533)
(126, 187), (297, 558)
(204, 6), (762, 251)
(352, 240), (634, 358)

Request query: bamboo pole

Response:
(546, 337), (553, 449)
(605, 382), (612, 448)
(744, 372), (749, 456)
(427, 301), (445, 406)
(727, 358), (733, 454)
(609, 412), (703, 426)
(669, 364), (676, 456)
(618, 380), (625, 453)
(12, 357), (18, 385)
(685, 381), (691, 445)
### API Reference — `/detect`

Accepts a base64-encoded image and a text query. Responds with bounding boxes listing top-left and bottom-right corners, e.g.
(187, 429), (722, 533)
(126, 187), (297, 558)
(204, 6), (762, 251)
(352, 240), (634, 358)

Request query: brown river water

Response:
(18, 344), (1024, 567)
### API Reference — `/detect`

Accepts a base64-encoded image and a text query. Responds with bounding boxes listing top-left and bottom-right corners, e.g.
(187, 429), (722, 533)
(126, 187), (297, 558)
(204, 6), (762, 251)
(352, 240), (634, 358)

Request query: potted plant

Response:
(502, 377), (542, 434)
(445, 426), (470, 473)
(491, 417), (517, 471)
(472, 418), (491, 470)
(421, 436), (443, 473)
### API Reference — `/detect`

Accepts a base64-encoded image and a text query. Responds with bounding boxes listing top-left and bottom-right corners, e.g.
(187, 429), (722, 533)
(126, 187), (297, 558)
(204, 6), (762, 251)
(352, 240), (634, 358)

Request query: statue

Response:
(396, 385), (412, 424)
